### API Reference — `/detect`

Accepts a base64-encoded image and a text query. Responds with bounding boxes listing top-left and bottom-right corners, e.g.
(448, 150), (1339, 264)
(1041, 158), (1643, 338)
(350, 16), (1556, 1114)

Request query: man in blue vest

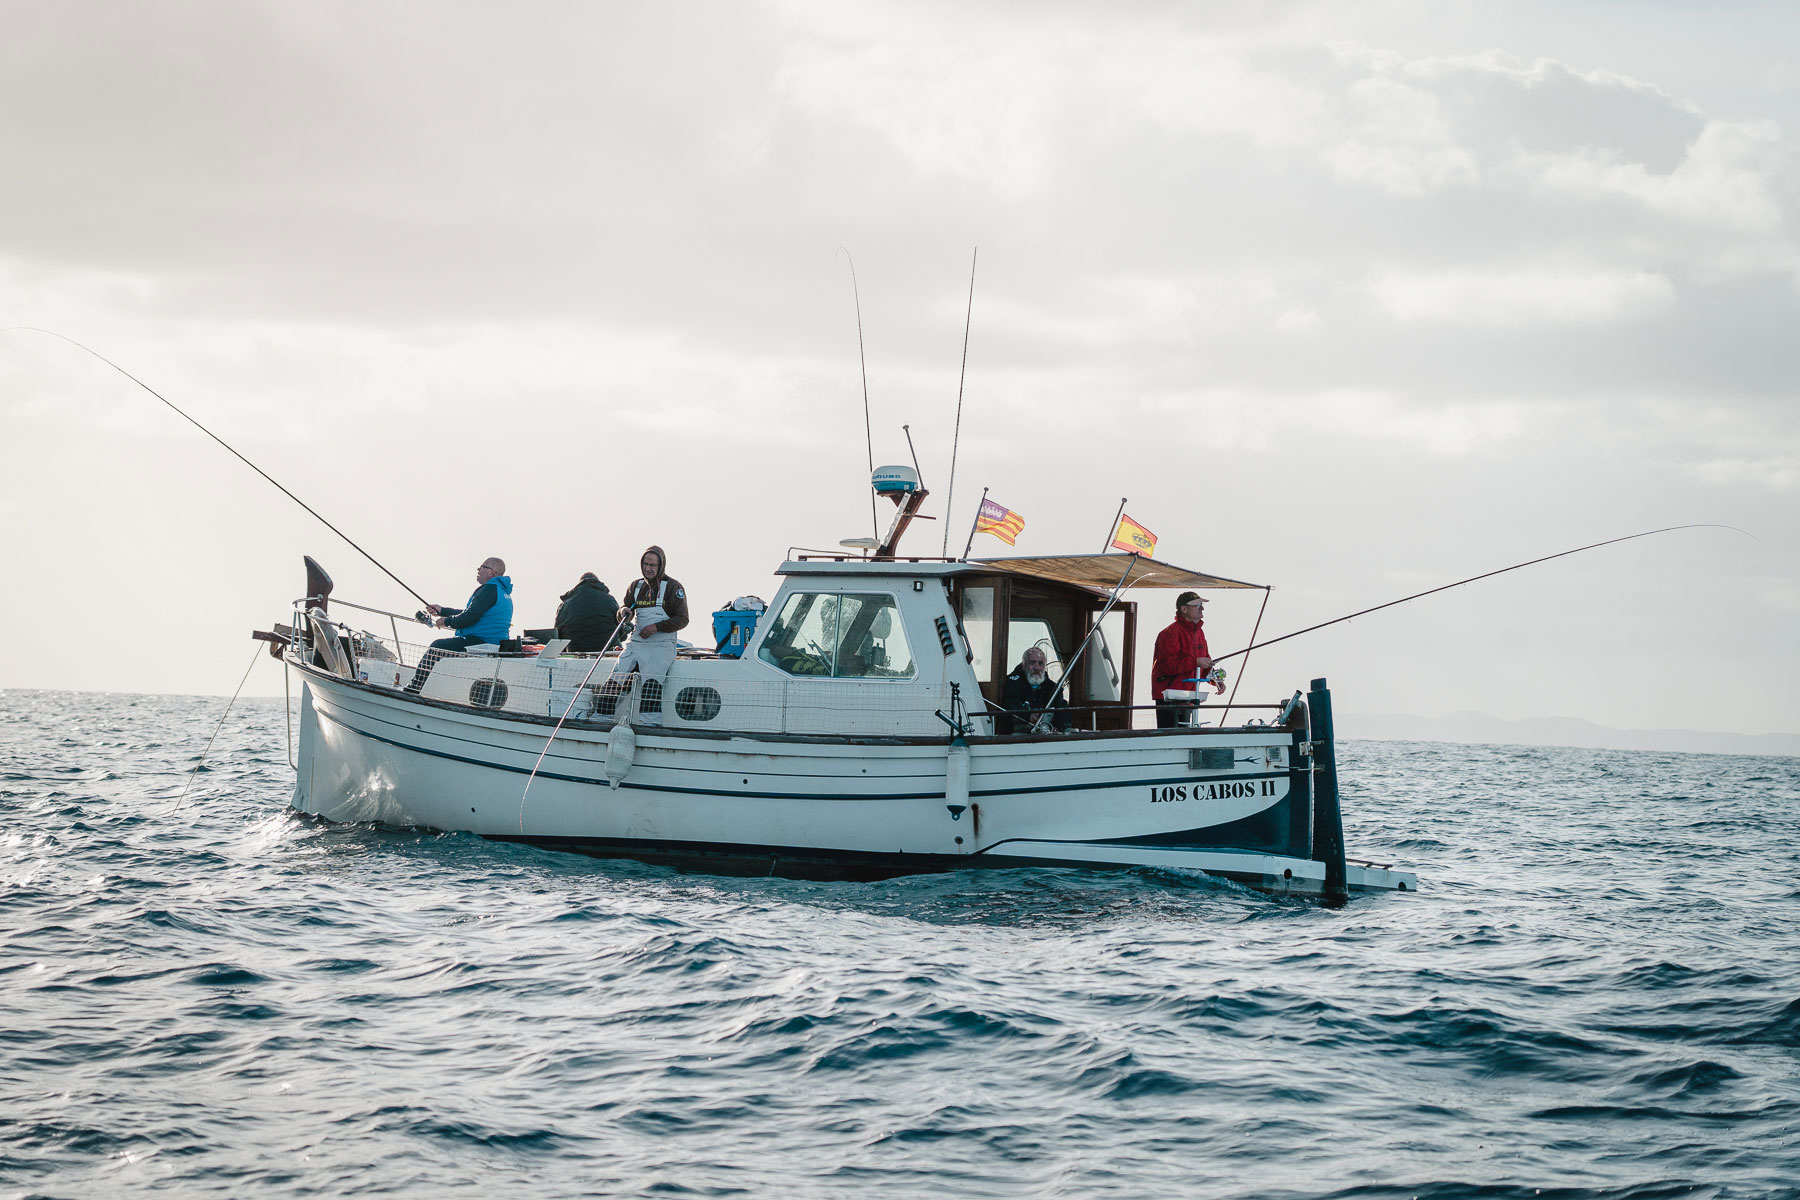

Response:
(404, 556), (514, 694)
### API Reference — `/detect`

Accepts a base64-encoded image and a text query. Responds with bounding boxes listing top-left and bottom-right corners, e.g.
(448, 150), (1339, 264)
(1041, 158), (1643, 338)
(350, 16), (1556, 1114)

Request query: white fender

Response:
(605, 722), (637, 790)
(945, 740), (971, 851)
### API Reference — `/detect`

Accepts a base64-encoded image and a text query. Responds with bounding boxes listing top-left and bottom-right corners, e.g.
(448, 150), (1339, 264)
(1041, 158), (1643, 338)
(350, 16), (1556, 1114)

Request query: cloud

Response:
(1321, 76), (1479, 195)
(772, 6), (1332, 192)
(1370, 267), (1677, 325)
(1138, 387), (1532, 456)
(1528, 119), (1790, 233)
(1760, 583), (1800, 612)
(1680, 454), (1799, 493)
(971, 270), (1328, 349)
(1315, 44), (1795, 261)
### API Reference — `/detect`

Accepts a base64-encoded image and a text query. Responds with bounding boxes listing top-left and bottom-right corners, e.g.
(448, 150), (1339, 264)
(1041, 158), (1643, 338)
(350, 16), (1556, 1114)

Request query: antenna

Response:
(835, 248), (878, 541)
(942, 247), (977, 556)
(902, 424), (924, 482)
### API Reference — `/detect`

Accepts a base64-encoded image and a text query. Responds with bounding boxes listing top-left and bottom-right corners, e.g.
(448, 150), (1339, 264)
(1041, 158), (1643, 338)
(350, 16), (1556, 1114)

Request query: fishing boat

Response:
(264, 471), (1416, 901)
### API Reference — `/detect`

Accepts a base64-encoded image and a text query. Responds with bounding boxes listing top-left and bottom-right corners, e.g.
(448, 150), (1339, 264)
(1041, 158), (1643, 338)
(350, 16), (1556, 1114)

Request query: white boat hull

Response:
(291, 666), (1414, 895)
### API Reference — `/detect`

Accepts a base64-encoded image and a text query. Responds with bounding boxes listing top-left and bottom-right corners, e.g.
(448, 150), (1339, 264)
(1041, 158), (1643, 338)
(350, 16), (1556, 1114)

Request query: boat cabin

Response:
(762, 552), (1261, 735)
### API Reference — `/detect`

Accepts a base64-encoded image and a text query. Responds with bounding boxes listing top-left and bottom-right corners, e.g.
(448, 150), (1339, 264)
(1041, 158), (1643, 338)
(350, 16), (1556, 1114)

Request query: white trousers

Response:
(613, 636), (678, 723)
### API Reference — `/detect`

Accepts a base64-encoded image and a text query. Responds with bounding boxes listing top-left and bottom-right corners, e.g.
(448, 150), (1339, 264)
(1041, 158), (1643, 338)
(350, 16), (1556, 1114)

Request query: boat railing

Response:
(976, 700), (1287, 734)
(292, 602), (1296, 735)
(788, 548), (965, 563)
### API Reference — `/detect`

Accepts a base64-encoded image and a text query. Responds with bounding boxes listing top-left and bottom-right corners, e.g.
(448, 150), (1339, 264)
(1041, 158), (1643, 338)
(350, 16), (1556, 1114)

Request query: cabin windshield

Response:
(961, 586), (996, 683)
(759, 592), (917, 679)
(1007, 616), (1063, 677)
(1085, 607), (1126, 702)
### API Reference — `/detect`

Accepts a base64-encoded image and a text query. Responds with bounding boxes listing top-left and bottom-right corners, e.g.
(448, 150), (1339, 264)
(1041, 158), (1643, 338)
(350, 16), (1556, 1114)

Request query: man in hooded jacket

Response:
(609, 545), (687, 723)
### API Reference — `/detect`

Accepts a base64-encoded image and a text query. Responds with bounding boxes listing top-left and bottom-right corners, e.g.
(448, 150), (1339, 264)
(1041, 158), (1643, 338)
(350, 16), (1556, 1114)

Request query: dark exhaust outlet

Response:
(1308, 677), (1349, 908)
(304, 556), (334, 613)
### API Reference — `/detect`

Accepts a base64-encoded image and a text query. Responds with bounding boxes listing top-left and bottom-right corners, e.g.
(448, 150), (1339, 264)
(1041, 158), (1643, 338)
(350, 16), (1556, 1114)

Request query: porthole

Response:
(675, 686), (722, 722)
(469, 678), (509, 709)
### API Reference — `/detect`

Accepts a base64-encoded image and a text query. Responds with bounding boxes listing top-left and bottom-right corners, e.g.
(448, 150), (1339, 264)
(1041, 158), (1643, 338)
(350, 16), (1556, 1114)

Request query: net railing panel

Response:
(310, 614), (949, 737)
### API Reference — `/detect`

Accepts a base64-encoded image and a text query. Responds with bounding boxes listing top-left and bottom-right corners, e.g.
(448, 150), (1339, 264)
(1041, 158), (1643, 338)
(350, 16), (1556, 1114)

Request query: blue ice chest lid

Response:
(712, 608), (759, 658)
(871, 465), (919, 495)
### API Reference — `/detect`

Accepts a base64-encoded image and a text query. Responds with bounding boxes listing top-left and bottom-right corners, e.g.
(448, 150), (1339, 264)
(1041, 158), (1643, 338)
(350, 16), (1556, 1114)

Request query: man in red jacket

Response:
(1152, 591), (1213, 729)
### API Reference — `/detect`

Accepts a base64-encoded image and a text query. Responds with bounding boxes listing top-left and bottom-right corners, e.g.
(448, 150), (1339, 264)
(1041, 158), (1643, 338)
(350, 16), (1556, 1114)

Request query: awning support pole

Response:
(1211, 586), (1271, 726)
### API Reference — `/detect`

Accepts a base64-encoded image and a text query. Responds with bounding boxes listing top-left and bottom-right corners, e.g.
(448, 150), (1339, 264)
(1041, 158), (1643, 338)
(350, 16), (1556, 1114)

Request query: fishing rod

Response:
(942, 247), (977, 557)
(1211, 524), (1752, 664)
(6, 326), (430, 607)
(834, 248), (878, 542)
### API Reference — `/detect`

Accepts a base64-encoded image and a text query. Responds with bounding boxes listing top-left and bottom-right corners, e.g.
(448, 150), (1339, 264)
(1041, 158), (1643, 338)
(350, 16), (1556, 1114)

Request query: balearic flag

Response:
(1110, 513), (1157, 557)
(975, 498), (1026, 546)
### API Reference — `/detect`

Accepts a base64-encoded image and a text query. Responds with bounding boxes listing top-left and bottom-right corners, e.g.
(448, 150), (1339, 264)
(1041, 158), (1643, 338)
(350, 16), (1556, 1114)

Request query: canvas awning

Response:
(968, 553), (1264, 591)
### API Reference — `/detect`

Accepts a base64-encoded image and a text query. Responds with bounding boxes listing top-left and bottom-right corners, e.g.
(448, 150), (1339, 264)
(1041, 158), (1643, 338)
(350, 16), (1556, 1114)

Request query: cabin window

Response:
(960, 586), (995, 683)
(675, 686), (722, 721)
(469, 678), (509, 709)
(759, 592), (916, 680)
(1085, 609), (1126, 702)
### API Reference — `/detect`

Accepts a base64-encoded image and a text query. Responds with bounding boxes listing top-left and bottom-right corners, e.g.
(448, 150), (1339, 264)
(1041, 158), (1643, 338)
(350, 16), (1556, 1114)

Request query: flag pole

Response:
(959, 486), (989, 561)
(1101, 497), (1126, 553)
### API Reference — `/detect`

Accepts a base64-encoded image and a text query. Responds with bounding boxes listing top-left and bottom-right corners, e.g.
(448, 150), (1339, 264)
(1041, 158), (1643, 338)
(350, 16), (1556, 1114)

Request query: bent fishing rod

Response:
(6, 327), (430, 607)
(1212, 523), (1752, 664)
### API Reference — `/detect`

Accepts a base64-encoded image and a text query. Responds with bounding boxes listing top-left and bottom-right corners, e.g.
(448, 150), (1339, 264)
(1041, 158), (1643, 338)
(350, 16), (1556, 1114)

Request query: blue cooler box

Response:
(713, 609), (760, 657)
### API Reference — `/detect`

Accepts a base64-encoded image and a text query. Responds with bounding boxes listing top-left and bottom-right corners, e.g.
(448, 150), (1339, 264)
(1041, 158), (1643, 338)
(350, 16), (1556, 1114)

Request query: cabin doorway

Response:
(952, 575), (1136, 732)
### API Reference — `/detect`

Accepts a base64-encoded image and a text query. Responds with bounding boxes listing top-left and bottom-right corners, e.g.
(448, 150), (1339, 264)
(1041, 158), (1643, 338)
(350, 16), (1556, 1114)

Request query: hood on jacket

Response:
(490, 575), (514, 595)
(641, 544), (667, 583)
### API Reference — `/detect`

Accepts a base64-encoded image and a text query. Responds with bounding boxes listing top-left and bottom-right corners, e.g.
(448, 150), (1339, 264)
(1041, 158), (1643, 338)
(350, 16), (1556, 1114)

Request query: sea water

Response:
(2, 688), (1797, 1198)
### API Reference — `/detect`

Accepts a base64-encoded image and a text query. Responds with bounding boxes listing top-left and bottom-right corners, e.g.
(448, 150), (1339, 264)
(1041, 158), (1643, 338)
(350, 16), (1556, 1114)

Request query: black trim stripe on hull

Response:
(485, 832), (1310, 888)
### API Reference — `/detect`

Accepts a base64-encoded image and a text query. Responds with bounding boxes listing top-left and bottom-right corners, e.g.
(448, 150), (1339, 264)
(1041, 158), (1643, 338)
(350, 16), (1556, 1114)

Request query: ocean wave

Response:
(1, 691), (1797, 1197)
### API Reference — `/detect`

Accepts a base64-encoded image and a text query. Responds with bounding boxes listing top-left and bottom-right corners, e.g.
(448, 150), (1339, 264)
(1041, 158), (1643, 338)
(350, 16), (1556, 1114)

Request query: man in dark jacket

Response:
(996, 646), (1071, 735)
(607, 545), (688, 724)
(553, 572), (620, 652)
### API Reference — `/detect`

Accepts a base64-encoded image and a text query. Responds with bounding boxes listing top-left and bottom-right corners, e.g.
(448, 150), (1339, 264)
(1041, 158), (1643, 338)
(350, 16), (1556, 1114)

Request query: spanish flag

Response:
(1110, 513), (1157, 557)
(975, 498), (1026, 546)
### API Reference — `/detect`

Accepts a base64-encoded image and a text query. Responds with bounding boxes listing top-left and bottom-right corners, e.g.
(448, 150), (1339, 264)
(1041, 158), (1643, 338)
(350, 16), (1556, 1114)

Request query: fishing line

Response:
(518, 615), (636, 831)
(167, 642), (264, 815)
(834, 249), (878, 542)
(942, 247), (978, 557)
(1212, 523), (1754, 664)
(1210, 585), (1271, 724)
(4, 326), (429, 606)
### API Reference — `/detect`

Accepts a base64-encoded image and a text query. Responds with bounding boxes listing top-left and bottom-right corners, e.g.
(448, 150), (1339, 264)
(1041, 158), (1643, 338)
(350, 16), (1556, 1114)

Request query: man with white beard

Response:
(996, 645), (1071, 735)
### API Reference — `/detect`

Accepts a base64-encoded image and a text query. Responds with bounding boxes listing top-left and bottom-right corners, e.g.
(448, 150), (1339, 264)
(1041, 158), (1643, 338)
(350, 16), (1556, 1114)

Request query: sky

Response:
(2, 0), (1796, 734)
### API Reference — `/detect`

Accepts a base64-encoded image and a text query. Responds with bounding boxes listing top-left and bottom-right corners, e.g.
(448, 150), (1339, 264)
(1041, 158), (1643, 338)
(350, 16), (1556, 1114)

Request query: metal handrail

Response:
(294, 594), (427, 625)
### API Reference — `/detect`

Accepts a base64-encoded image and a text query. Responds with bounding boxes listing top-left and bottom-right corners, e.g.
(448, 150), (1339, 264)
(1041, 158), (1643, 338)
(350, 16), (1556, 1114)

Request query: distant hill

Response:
(1341, 710), (1800, 759)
